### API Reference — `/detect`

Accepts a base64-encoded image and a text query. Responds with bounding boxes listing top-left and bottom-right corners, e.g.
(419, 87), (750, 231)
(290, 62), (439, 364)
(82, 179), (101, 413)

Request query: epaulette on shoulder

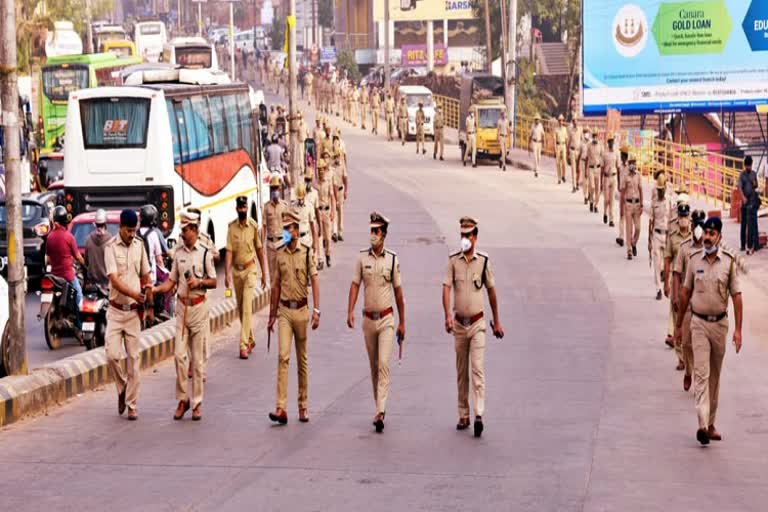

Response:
(449, 250), (462, 258)
(359, 248), (369, 253)
(690, 247), (704, 257)
(300, 241), (312, 250)
(228, 219), (238, 226)
(680, 238), (692, 248)
(476, 251), (489, 259)
(385, 249), (397, 257)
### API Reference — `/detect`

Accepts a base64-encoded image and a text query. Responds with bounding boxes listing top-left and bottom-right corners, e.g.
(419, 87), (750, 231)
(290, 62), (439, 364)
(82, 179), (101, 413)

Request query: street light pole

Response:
(508, 0), (517, 146)
(0, 0), (27, 375)
(288, 0), (299, 190)
(383, 0), (390, 91)
(483, 0), (492, 72)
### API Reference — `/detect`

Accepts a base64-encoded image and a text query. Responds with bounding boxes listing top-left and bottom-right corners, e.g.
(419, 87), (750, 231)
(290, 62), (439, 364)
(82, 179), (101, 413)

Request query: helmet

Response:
(656, 174), (666, 189)
(269, 174), (282, 187)
(297, 183), (306, 200)
(692, 209), (706, 227)
(676, 192), (690, 205)
(94, 209), (108, 225)
(52, 205), (69, 225)
(677, 203), (690, 217)
(139, 204), (157, 226)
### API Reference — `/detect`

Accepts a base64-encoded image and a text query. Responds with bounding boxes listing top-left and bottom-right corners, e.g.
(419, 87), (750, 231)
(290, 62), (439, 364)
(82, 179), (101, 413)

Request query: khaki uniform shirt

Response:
(602, 149), (619, 176)
(434, 111), (444, 130)
(361, 88), (369, 105)
(104, 235), (150, 305)
(651, 197), (672, 231)
(385, 98), (395, 114)
(226, 218), (262, 267)
(530, 123), (544, 143)
(683, 247), (741, 316)
(579, 138), (590, 162)
(352, 248), (401, 312)
(618, 162), (629, 189)
(621, 171), (642, 199)
(497, 118), (509, 137)
(673, 239), (702, 278)
(262, 200), (289, 248)
(398, 103), (408, 120)
(586, 141), (604, 167)
(567, 126), (580, 150)
(465, 115), (476, 134)
(268, 111), (278, 131)
(314, 126), (324, 142)
(371, 93), (380, 109)
(415, 109), (425, 128)
(318, 177), (334, 207)
(275, 242), (317, 301)
(304, 72), (313, 86)
(305, 187), (319, 213)
(665, 229), (689, 264)
(442, 251), (495, 318)
(292, 201), (314, 241)
(170, 241), (217, 299)
(555, 126), (568, 145)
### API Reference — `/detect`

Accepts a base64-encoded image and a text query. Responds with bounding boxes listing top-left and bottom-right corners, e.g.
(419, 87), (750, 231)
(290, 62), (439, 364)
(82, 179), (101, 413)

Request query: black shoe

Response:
(439, 156), (444, 161)
(584, 198), (588, 205)
(603, 215), (608, 224)
(499, 161), (502, 169)
(472, 164), (477, 168)
(433, 154), (436, 160)
(463, 160), (466, 167)
(473, 417), (484, 438)
(697, 428), (710, 445)
(422, 149), (426, 155)
(632, 245), (638, 257)
(118, 390), (126, 415)
(609, 221), (615, 227)
(332, 233), (338, 242)
(627, 253), (633, 260)
(534, 172), (538, 178)
(656, 290), (662, 300)
(338, 235), (344, 242)
(326, 256), (331, 268)
(616, 237), (624, 247)
(374, 418), (384, 433)
(589, 203), (594, 211)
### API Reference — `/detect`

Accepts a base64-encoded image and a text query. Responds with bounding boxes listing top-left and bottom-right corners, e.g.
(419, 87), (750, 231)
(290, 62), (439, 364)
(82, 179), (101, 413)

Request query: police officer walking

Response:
(397, 97), (408, 146)
(649, 174), (672, 299)
(442, 217), (504, 438)
(385, 93), (396, 141)
(621, 157), (643, 259)
(370, 87), (380, 135)
(104, 209), (152, 421)
(675, 217), (744, 445)
(585, 129), (603, 214)
(554, 115), (568, 183)
(463, 110), (477, 168)
(664, 200), (691, 370)
(433, 105), (445, 160)
(529, 114), (544, 178)
(497, 110), (510, 171)
(268, 210), (321, 424)
(225, 196), (267, 360)
(347, 212), (406, 433)
(262, 174), (290, 280)
(600, 135), (619, 226)
(616, 145), (630, 246)
(567, 119), (581, 193)
(415, 102), (426, 155)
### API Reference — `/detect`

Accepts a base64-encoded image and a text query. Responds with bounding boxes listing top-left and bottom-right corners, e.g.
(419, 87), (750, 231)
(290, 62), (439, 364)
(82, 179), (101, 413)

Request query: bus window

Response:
(222, 94), (240, 151)
(237, 93), (252, 156)
(166, 100), (181, 164)
(181, 96), (211, 161)
(208, 95), (226, 154)
(80, 97), (150, 148)
(43, 65), (89, 102)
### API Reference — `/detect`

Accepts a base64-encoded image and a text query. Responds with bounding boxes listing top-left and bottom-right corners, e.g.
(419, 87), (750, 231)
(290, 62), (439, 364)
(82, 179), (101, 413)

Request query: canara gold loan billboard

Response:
(583, 0), (768, 115)
(373, 0), (474, 22)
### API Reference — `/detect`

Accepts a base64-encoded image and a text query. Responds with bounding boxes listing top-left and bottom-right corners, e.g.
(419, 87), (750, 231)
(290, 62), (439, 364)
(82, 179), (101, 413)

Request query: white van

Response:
(134, 21), (167, 62)
(162, 37), (219, 71)
(233, 30), (255, 54)
(397, 85), (436, 139)
(45, 21), (83, 57)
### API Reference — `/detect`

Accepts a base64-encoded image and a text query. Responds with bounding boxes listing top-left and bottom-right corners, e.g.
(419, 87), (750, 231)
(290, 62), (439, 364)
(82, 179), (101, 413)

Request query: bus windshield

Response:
(175, 47), (212, 68)
(139, 23), (162, 35)
(42, 65), (89, 102)
(80, 97), (151, 148)
(405, 94), (432, 108)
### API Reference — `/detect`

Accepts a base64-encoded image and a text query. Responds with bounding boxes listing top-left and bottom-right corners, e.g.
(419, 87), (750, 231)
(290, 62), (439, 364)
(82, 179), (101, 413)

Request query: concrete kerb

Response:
(0, 289), (271, 428)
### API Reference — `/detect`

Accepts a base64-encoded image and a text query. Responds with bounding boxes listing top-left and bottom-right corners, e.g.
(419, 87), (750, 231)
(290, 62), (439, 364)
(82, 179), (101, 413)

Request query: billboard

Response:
(401, 44), (448, 66)
(373, 0), (474, 22)
(583, 0), (768, 115)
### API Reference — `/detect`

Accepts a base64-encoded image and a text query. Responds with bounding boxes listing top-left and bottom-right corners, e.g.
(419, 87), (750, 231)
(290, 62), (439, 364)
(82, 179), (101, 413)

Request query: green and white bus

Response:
(38, 53), (142, 154)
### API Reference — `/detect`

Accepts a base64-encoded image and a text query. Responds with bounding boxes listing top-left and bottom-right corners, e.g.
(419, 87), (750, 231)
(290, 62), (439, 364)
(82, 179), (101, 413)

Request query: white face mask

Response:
(460, 237), (472, 253)
(693, 225), (704, 241)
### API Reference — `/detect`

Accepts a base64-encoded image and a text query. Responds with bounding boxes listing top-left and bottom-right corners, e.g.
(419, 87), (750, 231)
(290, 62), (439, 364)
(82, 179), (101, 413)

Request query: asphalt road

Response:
(4, 87), (768, 511)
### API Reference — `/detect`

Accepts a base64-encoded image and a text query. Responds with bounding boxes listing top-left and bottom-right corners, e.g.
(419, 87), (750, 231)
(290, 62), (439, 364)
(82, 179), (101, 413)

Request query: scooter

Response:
(38, 270), (80, 350)
(80, 282), (108, 350)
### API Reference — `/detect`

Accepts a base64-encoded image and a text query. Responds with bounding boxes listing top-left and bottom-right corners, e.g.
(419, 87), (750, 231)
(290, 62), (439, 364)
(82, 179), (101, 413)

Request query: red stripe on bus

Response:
(174, 150), (257, 196)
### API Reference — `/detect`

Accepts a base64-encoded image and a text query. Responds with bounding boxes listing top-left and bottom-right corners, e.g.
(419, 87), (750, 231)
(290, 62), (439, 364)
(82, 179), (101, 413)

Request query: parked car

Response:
(0, 198), (51, 279)
(69, 210), (121, 257)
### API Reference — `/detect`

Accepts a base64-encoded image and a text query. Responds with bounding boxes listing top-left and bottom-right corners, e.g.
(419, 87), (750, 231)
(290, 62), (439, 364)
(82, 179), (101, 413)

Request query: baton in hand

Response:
(490, 320), (504, 339)
(267, 326), (272, 353)
(396, 332), (403, 365)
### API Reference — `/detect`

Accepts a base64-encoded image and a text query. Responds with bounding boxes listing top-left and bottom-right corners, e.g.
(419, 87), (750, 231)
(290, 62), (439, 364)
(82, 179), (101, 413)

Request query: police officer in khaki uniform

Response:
(672, 209), (706, 391)
(385, 93), (396, 141)
(649, 174), (672, 299)
(433, 105), (445, 160)
(104, 209), (151, 421)
(676, 216), (743, 445)
(370, 87), (380, 134)
(567, 119), (581, 193)
(578, 128), (591, 204)
(360, 86), (369, 129)
(304, 70), (314, 106)
(267, 210), (320, 424)
(621, 157), (643, 259)
(397, 97), (408, 146)
(529, 114), (544, 178)
(317, 156), (337, 268)
(154, 210), (217, 422)
(463, 111), (477, 168)
(601, 134), (619, 226)
(225, 196), (267, 360)
(497, 110), (511, 171)
(585, 129), (603, 214)
(415, 103), (426, 154)
(616, 145), (630, 246)
(554, 115), (568, 183)
(303, 169), (322, 268)
(331, 143), (348, 242)
(347, 212), (406, 433)
(292, 180), (319, 254)
(664, 201), (691, 371)
(442, 217), (504, 438)
(262, 174), (290, 280)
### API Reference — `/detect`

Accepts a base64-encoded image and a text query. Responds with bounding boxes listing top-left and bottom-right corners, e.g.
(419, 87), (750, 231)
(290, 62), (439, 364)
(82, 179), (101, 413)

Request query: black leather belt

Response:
(654, 228), (668, 235)
(299, 231), (307, 237)
(319, 205), (330, 211)
(589, 165), (600, 168)
(556, 142), (566, 145)
(455, 312), (483, 327)
(692, 311), (727, 322)
(281, 299), (308, 309)
(626, 198), (640, 203)
(267, 236), (281, 242)
(531, 139), (541, 143)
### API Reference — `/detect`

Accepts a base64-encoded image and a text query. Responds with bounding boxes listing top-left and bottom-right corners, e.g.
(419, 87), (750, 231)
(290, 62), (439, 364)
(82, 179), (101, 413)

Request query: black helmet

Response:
(677, 203), (690, 218)
(139, 204), (158, 227)
(692, 209), (706, 227)
(52, 205), (69, 225)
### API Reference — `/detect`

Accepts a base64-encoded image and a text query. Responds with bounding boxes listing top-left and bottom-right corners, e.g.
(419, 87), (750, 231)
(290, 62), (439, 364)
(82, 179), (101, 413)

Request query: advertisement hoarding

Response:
(373, 0), (474, 22)
(583, 0), (768, 115)
(401, 44), (448, 67)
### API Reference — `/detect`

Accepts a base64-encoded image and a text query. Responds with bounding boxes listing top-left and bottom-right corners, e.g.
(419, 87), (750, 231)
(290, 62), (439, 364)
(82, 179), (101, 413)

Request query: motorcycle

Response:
(79, 282), (109, 350)
(38, 271), (80, 350)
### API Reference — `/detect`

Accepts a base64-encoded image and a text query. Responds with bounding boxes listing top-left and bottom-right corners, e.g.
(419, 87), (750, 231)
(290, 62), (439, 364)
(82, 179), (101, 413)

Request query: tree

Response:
(270, 21), (284, 51)
(337, 49), (360, 82)
(317, 0), (333, 29)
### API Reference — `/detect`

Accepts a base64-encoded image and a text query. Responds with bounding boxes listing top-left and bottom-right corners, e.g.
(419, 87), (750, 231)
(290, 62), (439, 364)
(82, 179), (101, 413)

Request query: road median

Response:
(0, 289), (270, 428)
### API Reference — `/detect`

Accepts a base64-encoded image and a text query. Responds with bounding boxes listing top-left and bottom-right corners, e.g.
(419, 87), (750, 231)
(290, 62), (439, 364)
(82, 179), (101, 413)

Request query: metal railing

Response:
(433, 95), (460, 130)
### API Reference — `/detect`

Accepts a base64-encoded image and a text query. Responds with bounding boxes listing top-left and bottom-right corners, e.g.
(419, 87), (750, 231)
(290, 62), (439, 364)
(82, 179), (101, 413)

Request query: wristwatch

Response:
(313, 307), (321, 316)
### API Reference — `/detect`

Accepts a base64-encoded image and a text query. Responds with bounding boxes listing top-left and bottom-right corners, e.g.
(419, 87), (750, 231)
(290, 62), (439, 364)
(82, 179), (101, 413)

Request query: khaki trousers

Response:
(371, 108), (379, 133)
(454, 319), (486, 418)
(267, 246), (279, 284)
(276, 306), (309, 410)
(569, 150), (579, 190)
(335, 188), (345, 236)
(651, 232), (665, 292)
(175, 300), (208, 409)
(306, 84), (313, 105)
(681, 309), (694, 377)
(363, 315), (395, 414)
(399, 118), (407, 145)
(105, 307), (142, 411)
(351, 102), (358, 126)
(433, 129), (444, 158)
(603, 175), (617, 223)
(499, 137), (508, 168)
(386, 114), (395, 140)
(531, 142), (542, 173)
(319, 208), (332, 257)
(361, 103), (367, 128)
(618, 204), (626, 240)
(625, 202), (642, 252)
(416, 128), (425, 152)
(588, 166), (600, 205)
(555, 145), (566, 181)
(581, 160), (589, 201)
(691, 316), (728, 429)
(669, 301), (681, 361)
(464, 133), (477, 165)
(234, 267), (257, 350)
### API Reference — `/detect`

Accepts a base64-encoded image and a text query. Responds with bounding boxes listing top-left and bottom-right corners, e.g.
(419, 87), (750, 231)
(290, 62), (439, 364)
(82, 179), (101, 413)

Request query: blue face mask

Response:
(282, 229), (293, 245)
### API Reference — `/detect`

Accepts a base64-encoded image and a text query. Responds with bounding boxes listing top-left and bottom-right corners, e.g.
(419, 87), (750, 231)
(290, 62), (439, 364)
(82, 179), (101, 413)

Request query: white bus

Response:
(134, 21), (167, 62)
(62, 74), (268, 249)
(162, 37), (219, 71)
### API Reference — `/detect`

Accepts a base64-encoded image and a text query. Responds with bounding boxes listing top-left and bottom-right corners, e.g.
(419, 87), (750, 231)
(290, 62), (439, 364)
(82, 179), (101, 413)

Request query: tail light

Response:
(161, 220), (169, 231)
(34, 222), (50, 237)
(41, 276), (54, 291)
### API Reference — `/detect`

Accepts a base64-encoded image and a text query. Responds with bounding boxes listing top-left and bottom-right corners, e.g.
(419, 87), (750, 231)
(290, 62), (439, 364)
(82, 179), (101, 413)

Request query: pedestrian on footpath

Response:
(497, 110), (511, 171)
(529, 114), (544, 178)
(442, 217), (504, 438)
(738, 156), (761, 255)
(675, 216), (743, 446)
(464, 110), (477, 168)
(347, 212), (406, 433)
(262, 174), (290, 280)
(398, 97), (408, 146)
(370, 87), (380, 135)
(567, 119), (581, 193)
(672, 209), (706, 391)
(621, 157), (643, 259)
(385, 92), (396, 141)
(600, 134), (618, 226)
(586, 129), (603, 214)
(554, 115), (568, 182)
(268, 210), (320, 424)
(104, 209), (151, 421)
(649, 174), (672, 299)
(415, 102), (426, 155)
(433, 105), (445, 160)
(225, 196), (267, 360)
(664, 200), (691, 370)
(154, 210), (217, 422)
(616, 145), (629, 246)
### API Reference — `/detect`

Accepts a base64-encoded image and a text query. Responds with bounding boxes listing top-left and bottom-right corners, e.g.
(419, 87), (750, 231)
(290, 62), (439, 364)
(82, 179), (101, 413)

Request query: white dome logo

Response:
(612, 4), (648, 58)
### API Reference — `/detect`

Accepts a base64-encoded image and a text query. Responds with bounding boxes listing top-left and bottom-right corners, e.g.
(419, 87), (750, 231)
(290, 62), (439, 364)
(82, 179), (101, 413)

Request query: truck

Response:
(458, 74), (510, 164)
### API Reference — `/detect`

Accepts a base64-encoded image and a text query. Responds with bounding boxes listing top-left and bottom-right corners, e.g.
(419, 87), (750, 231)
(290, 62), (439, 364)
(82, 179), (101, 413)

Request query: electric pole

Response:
(1, 0), (27, 375)
(383, 0), (390, 91)
(508, 0), (518, 145)
(288, 0), (300, 190)
(86, 0), (94, 53)
(483, 0), (492, 72)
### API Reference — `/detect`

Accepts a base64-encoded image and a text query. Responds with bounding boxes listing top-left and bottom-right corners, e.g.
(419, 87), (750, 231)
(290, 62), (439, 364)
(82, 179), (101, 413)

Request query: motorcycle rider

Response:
(84, 209), (112, 289)
(138, 205), (166, 285)
(45, 205), (86, 333)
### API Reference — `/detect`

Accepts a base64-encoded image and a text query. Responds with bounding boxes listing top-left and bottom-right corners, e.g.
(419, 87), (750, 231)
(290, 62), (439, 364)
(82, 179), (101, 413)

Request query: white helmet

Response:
(676, 193), (690, 205)
(94, 209), (107, 225)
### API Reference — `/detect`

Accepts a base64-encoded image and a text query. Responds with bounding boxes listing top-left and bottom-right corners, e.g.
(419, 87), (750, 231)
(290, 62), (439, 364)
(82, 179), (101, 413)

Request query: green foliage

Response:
(271, 21), (285, 51)
(515, 59), (548, 117)
(318, 0), (334, 29)
(337, 49), (361, 83)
